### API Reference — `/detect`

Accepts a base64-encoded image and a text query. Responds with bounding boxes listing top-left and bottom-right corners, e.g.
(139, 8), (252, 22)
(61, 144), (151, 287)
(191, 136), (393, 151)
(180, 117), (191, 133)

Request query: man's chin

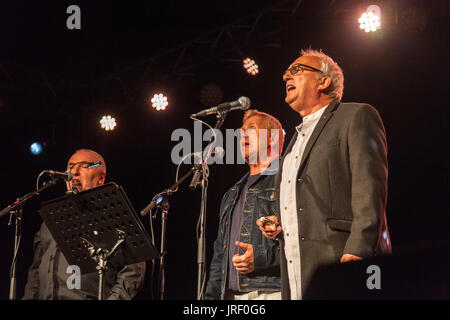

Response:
(244, 154), (260, 165)
(285, 93), (296, 104)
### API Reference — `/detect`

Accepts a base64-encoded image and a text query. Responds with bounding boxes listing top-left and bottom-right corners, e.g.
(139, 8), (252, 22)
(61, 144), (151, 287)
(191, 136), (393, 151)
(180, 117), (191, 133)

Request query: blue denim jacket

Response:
(205, 171), (281, 300)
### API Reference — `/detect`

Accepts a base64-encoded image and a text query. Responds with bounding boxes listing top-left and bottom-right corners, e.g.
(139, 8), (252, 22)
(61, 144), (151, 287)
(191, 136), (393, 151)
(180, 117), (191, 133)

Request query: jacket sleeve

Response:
(22, 227), (43, 300)
(204, 195), (229, 300)
(344, 105), (389, 257)
(106, 261), (144, 300)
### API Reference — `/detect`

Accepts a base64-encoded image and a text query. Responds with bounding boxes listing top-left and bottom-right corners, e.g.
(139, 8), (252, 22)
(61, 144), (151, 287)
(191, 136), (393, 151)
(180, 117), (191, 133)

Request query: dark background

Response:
(0, 0), (448, 300)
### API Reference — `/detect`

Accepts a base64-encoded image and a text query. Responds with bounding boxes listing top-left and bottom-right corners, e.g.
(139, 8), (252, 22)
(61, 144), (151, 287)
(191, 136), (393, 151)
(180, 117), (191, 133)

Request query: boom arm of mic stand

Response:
(140, 165), (198, 216)
(0, 179), (58, 218)
(1, 178), (58, 300)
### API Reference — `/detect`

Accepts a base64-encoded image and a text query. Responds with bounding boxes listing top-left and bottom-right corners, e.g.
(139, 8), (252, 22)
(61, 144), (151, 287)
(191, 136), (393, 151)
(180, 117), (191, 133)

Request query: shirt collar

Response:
(295, 104), (329, 132)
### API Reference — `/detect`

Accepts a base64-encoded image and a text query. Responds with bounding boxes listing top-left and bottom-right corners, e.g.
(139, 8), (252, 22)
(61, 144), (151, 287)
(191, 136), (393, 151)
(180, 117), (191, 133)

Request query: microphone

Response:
(44, 170), (73, 182)
(189, 167), (202, 190)
(189, 147), (225, 190)
(193, 146), (225, 159)
(140, 194), (166, 216)
(191, 96), (251, 117)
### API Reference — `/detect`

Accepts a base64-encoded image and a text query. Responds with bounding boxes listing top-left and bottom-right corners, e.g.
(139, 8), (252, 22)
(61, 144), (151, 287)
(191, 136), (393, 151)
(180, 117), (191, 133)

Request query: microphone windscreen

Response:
(238, 96), (251, 109)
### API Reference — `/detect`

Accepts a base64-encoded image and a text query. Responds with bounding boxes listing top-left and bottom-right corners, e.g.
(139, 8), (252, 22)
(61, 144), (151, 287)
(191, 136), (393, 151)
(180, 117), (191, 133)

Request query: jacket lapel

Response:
(298, 100), (340, 174)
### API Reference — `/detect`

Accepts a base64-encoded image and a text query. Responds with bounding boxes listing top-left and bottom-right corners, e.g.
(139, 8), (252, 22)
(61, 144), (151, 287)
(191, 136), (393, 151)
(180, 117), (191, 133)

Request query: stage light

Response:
(359, 5), (381, 32)
(151, 93), (168, 111)
(100, 115), (117, 131)
(243, 58), (259, 76)
(30, 142), (43, 155)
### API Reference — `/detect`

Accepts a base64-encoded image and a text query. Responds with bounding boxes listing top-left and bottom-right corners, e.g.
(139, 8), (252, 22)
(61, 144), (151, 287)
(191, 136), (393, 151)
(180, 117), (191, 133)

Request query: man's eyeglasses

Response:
(283, 63), (324, 77)
(69, 161), (102, 171)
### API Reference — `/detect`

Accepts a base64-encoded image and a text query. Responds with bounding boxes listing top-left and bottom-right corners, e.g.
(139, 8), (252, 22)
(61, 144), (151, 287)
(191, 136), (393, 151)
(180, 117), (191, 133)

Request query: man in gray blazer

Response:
(257, 49), (392, 300)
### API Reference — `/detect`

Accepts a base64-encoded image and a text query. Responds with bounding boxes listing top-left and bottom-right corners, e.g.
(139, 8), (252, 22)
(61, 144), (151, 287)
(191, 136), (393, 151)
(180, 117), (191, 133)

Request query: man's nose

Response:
(71, 166), (81, 175)
(283, 72), (292, 82)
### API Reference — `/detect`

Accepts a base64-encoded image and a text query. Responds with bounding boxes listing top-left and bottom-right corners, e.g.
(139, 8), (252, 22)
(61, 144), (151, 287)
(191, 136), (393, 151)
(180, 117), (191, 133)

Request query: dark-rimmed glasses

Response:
(68, 161), (102, 172)
(283, 63), (324, 77)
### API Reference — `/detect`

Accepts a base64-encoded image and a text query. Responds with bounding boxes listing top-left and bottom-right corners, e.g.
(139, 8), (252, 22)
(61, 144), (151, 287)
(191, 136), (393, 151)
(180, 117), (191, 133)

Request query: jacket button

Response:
(298, 178), (303, 182)
(221, 269), (224, 275)
(224, 245), (227, 249)
(301, 237), (305, 241)
(299, 208), (303, 212)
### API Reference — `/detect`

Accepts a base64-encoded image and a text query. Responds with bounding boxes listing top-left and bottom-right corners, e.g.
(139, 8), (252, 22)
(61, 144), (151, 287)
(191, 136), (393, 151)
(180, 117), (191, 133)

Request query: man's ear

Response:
(318, 76), (332, 91)
(268, 130), (280, 156)
(269, 130), (279, 147)
(98, 174), (106, 186)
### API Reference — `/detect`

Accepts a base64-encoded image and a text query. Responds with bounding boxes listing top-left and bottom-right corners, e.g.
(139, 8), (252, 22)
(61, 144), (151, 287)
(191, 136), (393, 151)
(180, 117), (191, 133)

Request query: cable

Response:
(148, 207), (156, 300)
(36, 171), (46, 190)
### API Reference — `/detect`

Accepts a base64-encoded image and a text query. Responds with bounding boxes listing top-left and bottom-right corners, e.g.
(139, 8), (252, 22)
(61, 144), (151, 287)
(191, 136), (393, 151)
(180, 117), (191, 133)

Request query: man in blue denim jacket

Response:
(205, 110), (284, 300)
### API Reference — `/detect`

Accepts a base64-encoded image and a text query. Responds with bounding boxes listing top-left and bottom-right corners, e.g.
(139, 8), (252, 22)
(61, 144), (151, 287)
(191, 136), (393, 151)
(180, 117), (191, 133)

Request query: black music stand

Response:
(38, 182), (160, 300)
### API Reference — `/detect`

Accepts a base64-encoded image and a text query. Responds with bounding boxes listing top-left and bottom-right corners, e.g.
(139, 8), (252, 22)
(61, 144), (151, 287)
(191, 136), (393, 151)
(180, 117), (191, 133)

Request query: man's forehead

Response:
(68, 151), (98, 164)
(242, 116), (264, 128)
(290, 55), (322, 69)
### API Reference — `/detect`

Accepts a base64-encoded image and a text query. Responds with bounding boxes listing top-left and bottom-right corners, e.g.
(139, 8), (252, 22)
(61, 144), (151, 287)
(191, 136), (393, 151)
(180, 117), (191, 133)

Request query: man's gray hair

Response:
(300, 48), (344, 101)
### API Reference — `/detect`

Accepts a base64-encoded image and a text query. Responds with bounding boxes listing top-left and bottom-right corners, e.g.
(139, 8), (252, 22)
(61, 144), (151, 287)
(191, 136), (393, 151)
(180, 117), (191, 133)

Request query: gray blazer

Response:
(275, 99), (392, 299)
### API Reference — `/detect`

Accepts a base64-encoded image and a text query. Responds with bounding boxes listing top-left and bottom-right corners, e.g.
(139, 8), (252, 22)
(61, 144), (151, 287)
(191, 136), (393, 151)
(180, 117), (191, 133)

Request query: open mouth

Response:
(286, 84), (296, 92)
(71, 179), (81, 187)
(241, 141), (251, 152)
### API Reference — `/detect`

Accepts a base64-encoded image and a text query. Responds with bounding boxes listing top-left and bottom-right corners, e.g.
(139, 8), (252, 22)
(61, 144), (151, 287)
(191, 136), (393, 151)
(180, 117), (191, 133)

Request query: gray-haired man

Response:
(258, 49), (392, 299)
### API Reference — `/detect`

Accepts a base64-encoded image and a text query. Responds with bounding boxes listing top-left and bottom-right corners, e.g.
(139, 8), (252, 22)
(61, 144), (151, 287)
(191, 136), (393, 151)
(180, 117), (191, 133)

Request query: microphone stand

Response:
(194, 111), (227, 300)
(140, 111), (227, 300)
(141, 164), (201, 300)
(0, 178), (59, 300)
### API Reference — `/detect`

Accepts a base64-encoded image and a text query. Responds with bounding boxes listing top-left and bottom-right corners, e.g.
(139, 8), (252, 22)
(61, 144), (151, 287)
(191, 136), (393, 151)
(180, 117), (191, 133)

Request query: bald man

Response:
(23, 149), (144, 300)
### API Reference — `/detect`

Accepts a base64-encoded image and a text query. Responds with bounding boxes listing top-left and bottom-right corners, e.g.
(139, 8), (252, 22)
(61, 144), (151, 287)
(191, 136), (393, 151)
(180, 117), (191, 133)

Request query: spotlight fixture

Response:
(30, 142), (43, 155)
(151, 93), (168, 111)
(243, 58), (259, 76)
(100, 115), (117, 131)
(359, 5), (381, 32)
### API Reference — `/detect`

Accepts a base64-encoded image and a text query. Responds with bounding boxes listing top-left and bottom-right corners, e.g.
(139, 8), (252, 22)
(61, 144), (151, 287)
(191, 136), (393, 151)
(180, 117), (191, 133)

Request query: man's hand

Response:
(232, 242), (254, 274)
(340, 254), (363, 263)
(256, 216), (282, 240)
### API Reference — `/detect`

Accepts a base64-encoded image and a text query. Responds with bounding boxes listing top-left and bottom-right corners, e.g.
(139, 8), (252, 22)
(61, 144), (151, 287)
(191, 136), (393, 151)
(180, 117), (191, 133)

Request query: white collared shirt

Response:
(280, 105), (328, 300)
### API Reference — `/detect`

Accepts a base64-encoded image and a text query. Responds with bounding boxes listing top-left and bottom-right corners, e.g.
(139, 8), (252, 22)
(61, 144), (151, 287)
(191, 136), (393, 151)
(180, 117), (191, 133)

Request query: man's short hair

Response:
(242, 109), (284, 154)
(300, 48), (344, 101)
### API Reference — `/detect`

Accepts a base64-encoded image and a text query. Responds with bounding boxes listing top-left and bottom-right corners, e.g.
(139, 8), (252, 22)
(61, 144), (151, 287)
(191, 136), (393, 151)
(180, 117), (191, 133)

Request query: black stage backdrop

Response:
(0, 0), (448, 300)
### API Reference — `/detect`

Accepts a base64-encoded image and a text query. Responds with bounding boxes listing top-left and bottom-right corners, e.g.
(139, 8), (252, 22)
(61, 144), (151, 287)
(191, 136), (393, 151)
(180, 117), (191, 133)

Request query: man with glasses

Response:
(205, 110), (284, 300)
(257, 49), (392, 299)
(23, 149), (144, 299)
